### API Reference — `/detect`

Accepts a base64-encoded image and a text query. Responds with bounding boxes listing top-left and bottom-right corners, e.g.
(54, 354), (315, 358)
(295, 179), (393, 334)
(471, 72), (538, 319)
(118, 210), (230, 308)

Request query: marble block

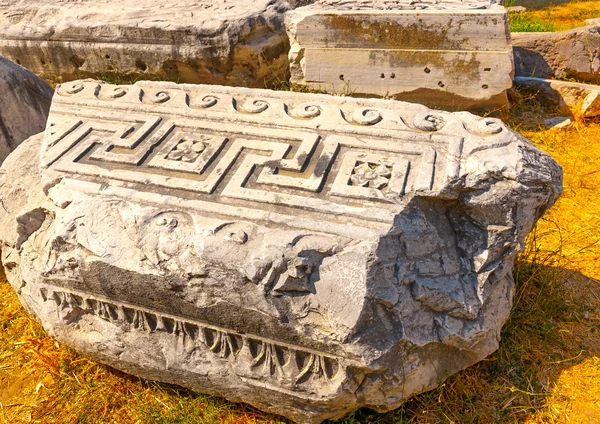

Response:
(0, 80), (561, 423)
(286, 0), (514, 110)
(0, 0), (310, 86)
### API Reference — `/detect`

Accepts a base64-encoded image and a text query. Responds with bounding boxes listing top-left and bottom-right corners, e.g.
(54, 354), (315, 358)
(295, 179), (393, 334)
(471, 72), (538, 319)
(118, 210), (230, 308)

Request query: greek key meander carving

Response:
(40, 286), (342, 389)
(42, 82), (509, 237)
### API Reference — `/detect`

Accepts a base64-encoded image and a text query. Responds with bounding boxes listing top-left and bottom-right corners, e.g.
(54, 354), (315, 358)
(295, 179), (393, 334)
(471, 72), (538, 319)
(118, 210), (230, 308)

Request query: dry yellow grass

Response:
(511, 0), (600, 32)
(1, 88), (600, 423)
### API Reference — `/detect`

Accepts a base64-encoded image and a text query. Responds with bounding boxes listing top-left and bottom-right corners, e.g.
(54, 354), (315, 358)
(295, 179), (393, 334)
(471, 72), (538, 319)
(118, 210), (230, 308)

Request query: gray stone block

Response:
(0, 0), (309, 86)
(0, 80), (562, 423)
(286, 0), (514, 110)
(512, 25), (600, 84)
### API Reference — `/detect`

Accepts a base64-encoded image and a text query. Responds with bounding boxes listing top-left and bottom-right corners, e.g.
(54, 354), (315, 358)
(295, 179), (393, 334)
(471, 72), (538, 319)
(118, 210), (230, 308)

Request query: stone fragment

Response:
(512, 24), (600, 84)
(0, 56), (53, 164)
(0, 80), (562, 423)
(544, 116), (572, 129)
(515, 76), (600, 118)
(285, 0), (514, 110)
(506, 6), (526, 13)
(0, 0), (309, 87)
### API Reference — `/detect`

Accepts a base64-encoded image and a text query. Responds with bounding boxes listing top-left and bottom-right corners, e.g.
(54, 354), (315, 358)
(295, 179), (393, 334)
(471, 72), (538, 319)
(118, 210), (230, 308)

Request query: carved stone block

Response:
(286, 0), (514, 110)
(0, 0), (309, 86)
(0, 80), (562, 423)
(0, 56), (53, 164)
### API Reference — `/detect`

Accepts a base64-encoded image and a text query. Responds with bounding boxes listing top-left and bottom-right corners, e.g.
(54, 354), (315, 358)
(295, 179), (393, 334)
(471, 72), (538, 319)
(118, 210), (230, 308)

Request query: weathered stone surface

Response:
(0, 0), (313, 87)
(0, 56), (53, 164)
(515, 76), (600, 118)
(512, 25), (600, 84)
(285, 0), (514, 110)
(0, 80), (562, 423)
(544, 116), (572, 129)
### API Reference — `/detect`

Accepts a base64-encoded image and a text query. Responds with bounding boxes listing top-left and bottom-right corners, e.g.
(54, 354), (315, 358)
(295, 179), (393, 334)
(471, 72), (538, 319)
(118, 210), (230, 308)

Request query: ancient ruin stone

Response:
(0, 56), (53, 164)
(0, 0), (312, 87)
(0, 80), (562, 423)
(512, 24), (600, 84)
(285, 0), (514, 110)
(515, 76), (600, 118)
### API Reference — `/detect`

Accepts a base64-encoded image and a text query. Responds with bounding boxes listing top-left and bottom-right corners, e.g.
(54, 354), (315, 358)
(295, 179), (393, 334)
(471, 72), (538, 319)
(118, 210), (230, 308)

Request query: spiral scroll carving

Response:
(239, 99), (269, 114)
(352, 108), (383, 125)
(196, 95), (219, 109)
(149, 91), (171, 104)
(414, 113), (446, 131)
(476, 118), (503, 135)
(63, 83), (85, 95)
(293, 103), (322, 119)
(106, 87), (128, 99)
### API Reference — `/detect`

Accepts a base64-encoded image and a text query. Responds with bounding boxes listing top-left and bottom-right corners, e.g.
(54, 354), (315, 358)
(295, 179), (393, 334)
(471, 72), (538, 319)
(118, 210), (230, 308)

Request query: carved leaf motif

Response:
(205, 329), (241, 358)
(250, 340), (287, 377)
(295, 353), (337, 384)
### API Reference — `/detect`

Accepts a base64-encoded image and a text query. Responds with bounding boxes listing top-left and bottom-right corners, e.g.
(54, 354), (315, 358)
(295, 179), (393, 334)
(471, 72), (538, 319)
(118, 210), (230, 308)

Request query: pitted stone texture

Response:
(512, 25), (600, 84)
(0, 80), (562, 423)
(285, 1), (513, 110)
(0, 0), (311, 87)
(0, 56), (53, 164)
(515, 76), (600, 118)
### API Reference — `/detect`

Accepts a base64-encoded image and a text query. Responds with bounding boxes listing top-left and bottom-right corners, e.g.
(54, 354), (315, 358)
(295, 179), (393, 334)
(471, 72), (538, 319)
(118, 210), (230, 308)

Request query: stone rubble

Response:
(515, 76), (600, 119)
(0, 80), (562, 423)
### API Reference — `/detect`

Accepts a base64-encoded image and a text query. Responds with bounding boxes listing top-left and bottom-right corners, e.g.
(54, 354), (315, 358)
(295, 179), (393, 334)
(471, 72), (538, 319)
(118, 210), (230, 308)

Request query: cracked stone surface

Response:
(0, 80), (562, 423)
(0, 56), (53, 165)
(285, 0), (514, 110)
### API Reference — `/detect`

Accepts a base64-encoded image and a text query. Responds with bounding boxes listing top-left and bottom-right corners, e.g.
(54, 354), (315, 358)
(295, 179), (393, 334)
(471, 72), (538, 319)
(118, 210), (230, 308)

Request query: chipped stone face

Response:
(0, 56), (53, 164)
(0, 0), (312, 87)
(0, 81), (561, 423)
(285, 0), (514, 110)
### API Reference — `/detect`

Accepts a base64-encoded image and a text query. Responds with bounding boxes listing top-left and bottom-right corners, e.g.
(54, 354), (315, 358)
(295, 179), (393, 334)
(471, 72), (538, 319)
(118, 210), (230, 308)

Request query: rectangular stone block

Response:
(286, 0), (514, 110)
(0, 0), (301, 86)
